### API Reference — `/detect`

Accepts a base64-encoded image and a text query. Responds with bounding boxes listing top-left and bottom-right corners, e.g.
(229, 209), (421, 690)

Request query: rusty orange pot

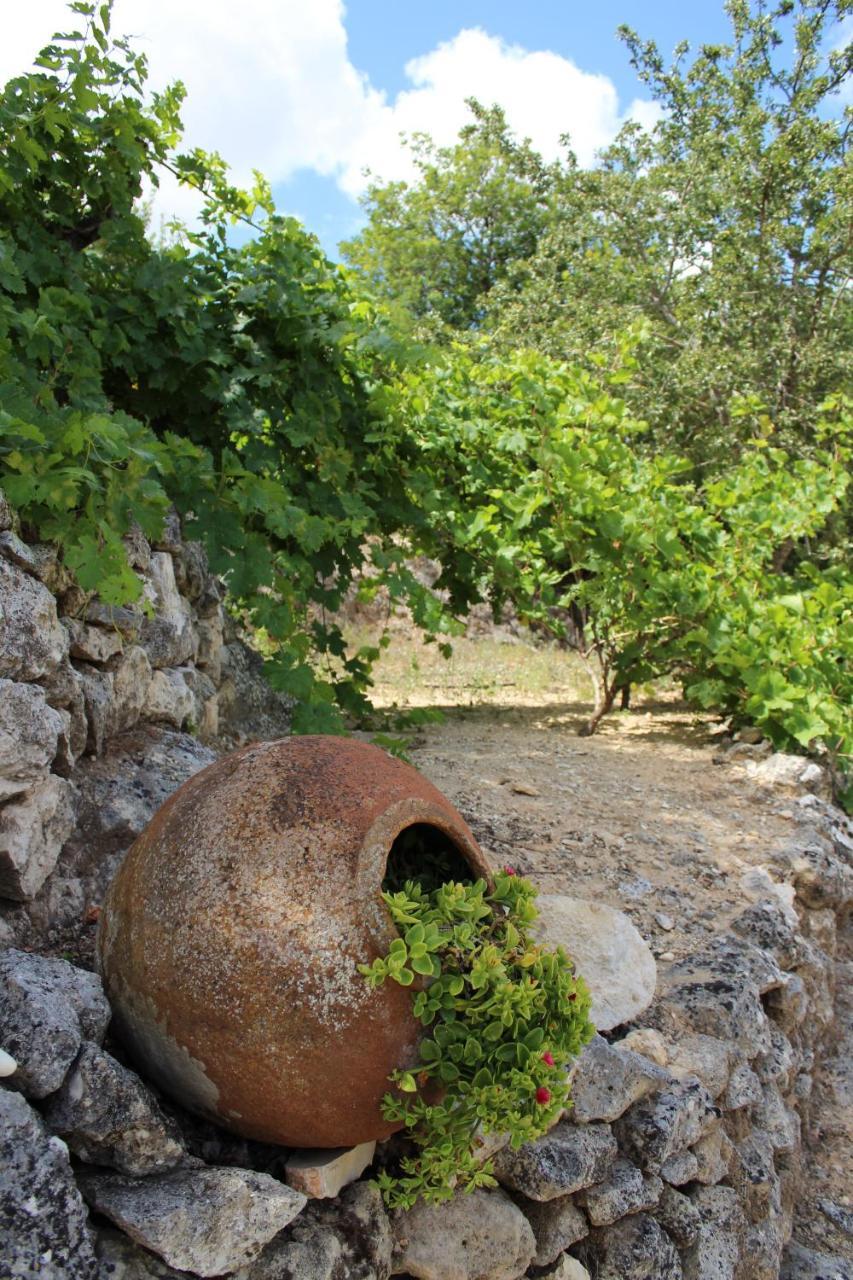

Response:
(98, 736), (491, 1148)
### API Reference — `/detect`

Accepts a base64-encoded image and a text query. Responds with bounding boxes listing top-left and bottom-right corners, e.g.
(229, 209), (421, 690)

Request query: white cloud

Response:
(2, 1), (657, 221)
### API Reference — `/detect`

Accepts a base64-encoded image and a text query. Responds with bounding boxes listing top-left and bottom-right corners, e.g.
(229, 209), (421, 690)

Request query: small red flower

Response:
(568, 992), (577, 1002)
(535, 1086), (551, 1105)
(542, 1051), (555, 1067)
(504, 866), (517, 876)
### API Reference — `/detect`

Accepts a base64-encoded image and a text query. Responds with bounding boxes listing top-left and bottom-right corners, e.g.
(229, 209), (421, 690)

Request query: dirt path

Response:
(401, 698), (802, 967)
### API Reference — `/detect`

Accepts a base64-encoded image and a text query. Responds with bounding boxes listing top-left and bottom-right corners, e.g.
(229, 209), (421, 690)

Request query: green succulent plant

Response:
(360, 869), (594, 1207)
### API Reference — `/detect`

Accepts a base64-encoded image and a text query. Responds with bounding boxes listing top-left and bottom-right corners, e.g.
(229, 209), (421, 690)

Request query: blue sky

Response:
(1, 1), (755, 256)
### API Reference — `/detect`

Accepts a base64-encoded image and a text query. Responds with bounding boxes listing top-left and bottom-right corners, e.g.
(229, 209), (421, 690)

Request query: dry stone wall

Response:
(0, 490), (851, 1279)
(0, 495), (292, 953)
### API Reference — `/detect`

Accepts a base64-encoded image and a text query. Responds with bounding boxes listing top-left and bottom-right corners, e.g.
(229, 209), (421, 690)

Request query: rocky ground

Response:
(390, 694), (852, 1264)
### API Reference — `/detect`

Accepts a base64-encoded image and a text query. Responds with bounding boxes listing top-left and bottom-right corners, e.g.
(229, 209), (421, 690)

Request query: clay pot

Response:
(98, 736), (491, 1147)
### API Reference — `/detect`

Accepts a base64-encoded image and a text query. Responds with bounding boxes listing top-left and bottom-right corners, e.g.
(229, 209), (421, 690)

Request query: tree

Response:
(341, 102), (558, 333)
(346, 1), (853, 465)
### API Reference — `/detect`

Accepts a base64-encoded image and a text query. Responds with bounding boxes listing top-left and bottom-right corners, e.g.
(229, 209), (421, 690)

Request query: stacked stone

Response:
(384, 815), (853, 1280)
(0, 493), (291, 949)
(2, 791), (850, 1279)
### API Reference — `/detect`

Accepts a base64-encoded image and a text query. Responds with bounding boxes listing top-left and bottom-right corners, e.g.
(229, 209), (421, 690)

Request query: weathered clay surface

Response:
(99, 736), (492, 1147)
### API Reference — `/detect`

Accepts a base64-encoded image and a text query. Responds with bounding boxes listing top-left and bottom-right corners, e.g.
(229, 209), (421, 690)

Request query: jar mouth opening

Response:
(382, 822), (479, 897)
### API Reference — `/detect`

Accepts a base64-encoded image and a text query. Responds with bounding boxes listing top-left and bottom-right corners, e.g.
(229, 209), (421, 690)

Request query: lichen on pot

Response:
(97, 736), (492, 1148)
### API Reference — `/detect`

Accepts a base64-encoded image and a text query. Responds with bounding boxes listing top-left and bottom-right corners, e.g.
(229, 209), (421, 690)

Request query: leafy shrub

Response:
(0, 2), (445, 730)
(360, 869), (594, 1208)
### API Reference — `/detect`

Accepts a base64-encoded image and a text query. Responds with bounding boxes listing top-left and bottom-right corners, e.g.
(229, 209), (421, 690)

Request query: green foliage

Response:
(1, 1), (849, 802)
(342, 102), (557, 334)
(359, 870), (594, 1208)
(394, 343), (851, 775)
(0, 2), (442, 727)
(347, 1), (852, 465)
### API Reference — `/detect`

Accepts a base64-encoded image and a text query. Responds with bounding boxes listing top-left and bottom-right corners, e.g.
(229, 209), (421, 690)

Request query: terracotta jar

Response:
(98, 736), (491, 1147)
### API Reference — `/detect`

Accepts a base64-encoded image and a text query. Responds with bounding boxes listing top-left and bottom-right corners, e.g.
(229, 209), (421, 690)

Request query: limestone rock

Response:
(656, 1184), (703, 1248)
(729, 1131), (778, 1223)
(0, 558), (69, 681)
(285, 1141), (376, 1199)
(651, 973), (771, 1060)
(666, 933), (784, 996)
(682, 1186), (745, 1280)
(781, 1242), (853, 1280)
(745, 1219), (786, 1280)
(660, 1149), (700, 1185)
(138, 553), (197, 669)
(614, 1077), (718, 1174)
(110, 645), (153, 735)
(0, 1087), (99, 1279)
(745, 752), (831, 798)
(571, 1033), (671, 1123)
(616, 1027), (669, 1066)
(577, 1157), (663, 1226)
(173, 540), (209, 602)
(730, 899), (802, 970)
(689, 1125), (734, 1184)
(78, 1166), (306, 1278)
(39, 660), (87, 768)
(0, 487), (12, 530)
(493, 1120), (617, 1201)
(44, 1041), (188, 1175)
(0, 773), (78, 900)
(516, 1194), (588, 1265)
(76, 662), (115, 755)
(533, 895), (657, 1031)
(57, 726), (216, 926)
(217, 638), (293, 741)
(536, 1259), (592, 1280)
(237, 1180), (392, 1280)
(0, 947), (110, 1097)
(152, 508), (183, 554)
(0, 679), (64, 800)
(577, 1213), (682, 1280)
(144, 668), (194, 729)
(96, 1228), (186, 1278)
(196, 610), (225, 683)
(753, 1020), (795, 1087)
(666, 1034), (734, 1098)
(65, 618), (124, 664)
(752, 1082), (800, 1154)
(787, 841), (853, 911)
(723, 1063), (762, 1111)
(392, 1186), (535, 1280)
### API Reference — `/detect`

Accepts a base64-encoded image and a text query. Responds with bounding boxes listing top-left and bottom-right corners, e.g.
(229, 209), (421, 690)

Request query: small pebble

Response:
(0, 1048), (18, 1077)
(659, 951), (675, 961)
(655, 913), (675, 931)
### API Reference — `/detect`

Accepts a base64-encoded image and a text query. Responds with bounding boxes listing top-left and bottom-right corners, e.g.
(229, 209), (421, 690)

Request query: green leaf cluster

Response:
(359, 870), (594, 1208)
(0, 2), (440, 728)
